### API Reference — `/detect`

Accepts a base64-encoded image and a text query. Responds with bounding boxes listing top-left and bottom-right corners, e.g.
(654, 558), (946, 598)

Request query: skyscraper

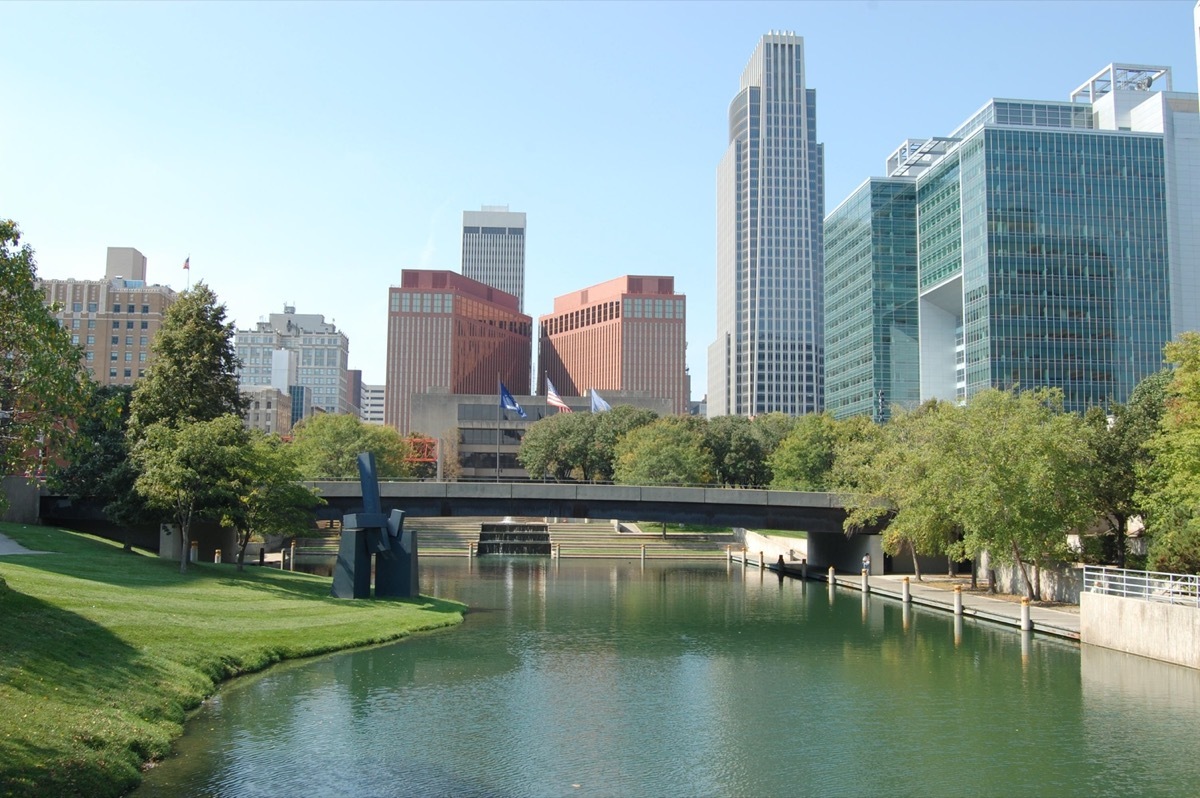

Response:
(39, 247), (177, 387)
(539, 275), (688, 415)
(462, 206), (527, 312)
(384, 270), (531, 434)
(708, 32), (825, 419)
(824, 63), (1198, 418)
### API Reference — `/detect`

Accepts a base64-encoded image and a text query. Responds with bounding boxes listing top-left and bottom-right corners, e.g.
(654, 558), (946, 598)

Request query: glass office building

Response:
(708, 32), (825, 418)
(824, 64), (1196, 418)
(824, 180), (918, 421)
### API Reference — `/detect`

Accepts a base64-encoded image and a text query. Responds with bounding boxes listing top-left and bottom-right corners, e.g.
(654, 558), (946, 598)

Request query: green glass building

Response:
(825, 64), (1197, 418)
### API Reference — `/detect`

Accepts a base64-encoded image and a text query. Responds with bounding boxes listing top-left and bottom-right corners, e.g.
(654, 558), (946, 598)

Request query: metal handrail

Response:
(1082, 565), (1200, 607)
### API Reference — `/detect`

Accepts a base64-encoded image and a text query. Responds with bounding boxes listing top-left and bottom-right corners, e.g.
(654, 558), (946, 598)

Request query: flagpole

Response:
(496, 374), (501, 483)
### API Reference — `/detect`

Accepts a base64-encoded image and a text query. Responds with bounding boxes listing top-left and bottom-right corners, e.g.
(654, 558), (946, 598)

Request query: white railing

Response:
(1083, 565), (1200, 608)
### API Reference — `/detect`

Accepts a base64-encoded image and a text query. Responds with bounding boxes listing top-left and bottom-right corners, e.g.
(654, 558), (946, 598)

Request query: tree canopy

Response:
(0, 220), (89, 495)
(127, 282), (245, 439)
(289, 413), (418, 480)
(613, 416), (715, 486)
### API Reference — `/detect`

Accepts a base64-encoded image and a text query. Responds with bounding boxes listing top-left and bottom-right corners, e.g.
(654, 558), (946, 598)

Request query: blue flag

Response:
(500, 383), (527, 418)
(590, 390), (611, 413)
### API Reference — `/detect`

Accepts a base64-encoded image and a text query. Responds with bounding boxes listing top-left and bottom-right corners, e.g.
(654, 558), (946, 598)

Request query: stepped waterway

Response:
(135, 558), (1200, 798)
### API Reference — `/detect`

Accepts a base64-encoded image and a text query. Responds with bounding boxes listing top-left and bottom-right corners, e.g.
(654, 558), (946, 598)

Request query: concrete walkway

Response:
(0, 530), (46, 556)
(736, 554), (1081, 641)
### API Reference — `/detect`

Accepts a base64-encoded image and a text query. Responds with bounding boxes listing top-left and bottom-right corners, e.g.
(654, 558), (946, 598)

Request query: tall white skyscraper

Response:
(462, 205), (527, 312)
(708, 32), (825, 418)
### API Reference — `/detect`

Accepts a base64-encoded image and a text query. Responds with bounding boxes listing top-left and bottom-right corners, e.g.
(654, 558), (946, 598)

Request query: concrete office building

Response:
(410, 389), (673, 481)
(241, 386), (293, 436)
(39, 247), (177, 387)
(360, 383), (386, 425)
(539, 275), (688, 415)
(462, 206), (527, 312)
(385, 270), (531, 434)
(708, 32), (825, 419)
(824, 62), (1199, 418)
(234, 305), (354, 417)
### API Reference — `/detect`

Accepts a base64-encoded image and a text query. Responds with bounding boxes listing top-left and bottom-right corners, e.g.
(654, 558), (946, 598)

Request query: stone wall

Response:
(982, 555), (1083, 603)
(1081, 591), (1200, 669)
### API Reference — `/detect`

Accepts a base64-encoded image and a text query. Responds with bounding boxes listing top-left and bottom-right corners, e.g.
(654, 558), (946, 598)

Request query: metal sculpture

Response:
(332, 452), (419, 599)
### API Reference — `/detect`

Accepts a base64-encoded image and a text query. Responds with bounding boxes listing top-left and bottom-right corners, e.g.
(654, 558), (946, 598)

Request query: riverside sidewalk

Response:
(0, 530), (46, 556)
(738, 554), (1081, 640)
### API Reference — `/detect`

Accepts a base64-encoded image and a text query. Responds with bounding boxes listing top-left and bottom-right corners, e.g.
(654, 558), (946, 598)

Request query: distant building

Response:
(462, 206), (526, 312)
(360, 383), (385, 425)
(824, 62), (1199, 418)
(539, 275), (689, 415)
(234, 305), (354, 417)
(39, 247), (177, 387)
(241, 386), (293, 436)
(708, 32), (825, 418)
(385, 270), (532, 434)
(410, 389), (672, 481)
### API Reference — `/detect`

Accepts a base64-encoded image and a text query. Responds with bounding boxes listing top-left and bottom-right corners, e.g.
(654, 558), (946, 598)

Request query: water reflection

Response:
(136, 559), (1200, 798)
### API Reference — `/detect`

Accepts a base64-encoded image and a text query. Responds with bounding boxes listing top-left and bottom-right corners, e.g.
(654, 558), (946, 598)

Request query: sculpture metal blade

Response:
(331, 452), (420, 599)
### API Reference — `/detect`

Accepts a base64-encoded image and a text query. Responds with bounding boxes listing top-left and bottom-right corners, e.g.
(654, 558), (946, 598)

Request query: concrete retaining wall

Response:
(1081, 591), (1200, 669)
(985, 556), (1082, 603)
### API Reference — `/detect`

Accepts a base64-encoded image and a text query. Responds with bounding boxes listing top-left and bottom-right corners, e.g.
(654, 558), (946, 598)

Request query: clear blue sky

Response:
(4, 1), (1197, 396)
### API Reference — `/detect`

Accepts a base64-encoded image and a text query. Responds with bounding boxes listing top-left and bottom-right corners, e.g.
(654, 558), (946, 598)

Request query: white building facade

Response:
(462, 206), (527, 312)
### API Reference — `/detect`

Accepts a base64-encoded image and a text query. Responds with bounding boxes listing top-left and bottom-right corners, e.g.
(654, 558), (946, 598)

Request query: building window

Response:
(86, 335), (94, 345)
(71, 319), (80, 329)
(126, 321), (134, 329)
(140, 321), (148, 330)
(126, 304), (135, 313)
(124, 369), (132, 378)
(109, 368), (117, 378)
(141, 304), (149, 314)
(87, 320), (95, 329)
(87, 302), (97, 312)
(110, 353), (118, 362)
(112, 304), (121, 313)
(125, 336), (133, 346)
(112, 321), (120, 329)
(111, 336), (119, 345)
(71, 334), (79, 344)
(85, 352), (94, 362)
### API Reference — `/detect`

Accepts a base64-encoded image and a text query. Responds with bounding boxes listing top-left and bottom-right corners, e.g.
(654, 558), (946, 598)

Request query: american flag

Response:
(545, 377), (572, 413)
(183, 256), (190, 270)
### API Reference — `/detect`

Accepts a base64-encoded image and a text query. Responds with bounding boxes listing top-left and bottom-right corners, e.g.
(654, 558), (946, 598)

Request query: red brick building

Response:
(385, 270), (531, 433)
(539, 275), (688, 415)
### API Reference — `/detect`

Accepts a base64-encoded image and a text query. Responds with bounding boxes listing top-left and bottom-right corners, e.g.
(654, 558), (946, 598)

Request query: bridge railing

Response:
(1082, 565), (1199, 607)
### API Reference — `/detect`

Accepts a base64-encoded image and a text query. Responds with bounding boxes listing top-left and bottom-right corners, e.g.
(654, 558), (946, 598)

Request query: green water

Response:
(135, 558), (1200, 797)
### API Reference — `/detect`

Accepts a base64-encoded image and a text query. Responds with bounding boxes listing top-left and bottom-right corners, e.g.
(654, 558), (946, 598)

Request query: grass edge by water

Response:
(0, 522), (465, 798)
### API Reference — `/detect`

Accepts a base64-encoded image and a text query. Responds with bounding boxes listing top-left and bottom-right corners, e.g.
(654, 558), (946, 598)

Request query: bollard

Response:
(640, 544), (646, 566)
(954, 615), (963, 647)
(902, 576), (911, 604)
(258, 547), (265, 566)
(953, 585), (963, 616)
(214, 548), (221, 564)
(742, 547), (748, 568)
(801, 558), (808, 580)
(759, 551), (765, 571)
(827, 565), (836, 585)
(289, 540), (296, 571)
(190, 541), (198, 563)
(861, 568), (869, 594)
(902, 602), (911, 631)
(727, 546), (733, 564)
(1020, 598), (1032, 631)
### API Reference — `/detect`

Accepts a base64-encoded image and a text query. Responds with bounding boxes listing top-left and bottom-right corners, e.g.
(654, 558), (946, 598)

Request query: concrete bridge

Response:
(310, 481), (854, 536)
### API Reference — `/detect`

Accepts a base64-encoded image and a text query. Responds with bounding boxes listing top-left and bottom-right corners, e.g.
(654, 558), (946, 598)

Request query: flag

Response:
(500, 383), (527, 418)
(183, 256), (190, 270)
(545, 377), (572, 413)
(590, 390), (611, 413)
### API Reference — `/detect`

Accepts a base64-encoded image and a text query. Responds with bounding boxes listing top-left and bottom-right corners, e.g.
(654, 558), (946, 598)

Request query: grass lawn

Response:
(0, 522), (464, 798)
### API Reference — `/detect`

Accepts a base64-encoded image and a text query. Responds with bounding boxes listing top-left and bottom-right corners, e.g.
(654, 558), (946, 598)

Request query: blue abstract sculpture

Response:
(332, 452), (419, 599)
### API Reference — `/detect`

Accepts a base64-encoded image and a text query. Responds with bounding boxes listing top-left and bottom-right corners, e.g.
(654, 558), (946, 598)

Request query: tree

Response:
(613, 416), (715, 486)
(132, 414), (251, 574)
(769, 413), (841, 491)
(951, 389), (1094, 600)
(1085, 369), (1170, 566)
(223, 432), (323, 571)
(1139, 334), (1200, 573)
(589, 405), (658, 482)
(834, 401), (960, 581)
(289, 413), (416, 480)
(0, 220), (89, 502)
(127, 282), (245, 440)
(48, 384), (149, 550)
(704, 415), (768, 487)
(518, 411), (592, 481)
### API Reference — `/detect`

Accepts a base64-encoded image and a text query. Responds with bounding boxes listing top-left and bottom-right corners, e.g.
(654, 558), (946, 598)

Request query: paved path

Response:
(0, 530), (46, 556)
(735, 554), (1081, 641)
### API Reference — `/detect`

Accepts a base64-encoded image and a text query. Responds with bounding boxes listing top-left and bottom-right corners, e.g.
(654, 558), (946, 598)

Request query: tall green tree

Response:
(132, 414), (251, 573)
(289, 413), (416, 480)
(704, 415), (768, 487)
(222, 432), (323, 571)
(591, 405), (659, 483)
(0, 220), (88, 499)
(48, 384), (149, 549)
(952, 388), (1094, 599)
(518, 411), (593, 481)
(769, 412), (844, 491)
(127, 282), (245, 440)
(613, 416), (715, 486)
(1085, 369), (1170, 566)
(1139, 334), (1200, 573)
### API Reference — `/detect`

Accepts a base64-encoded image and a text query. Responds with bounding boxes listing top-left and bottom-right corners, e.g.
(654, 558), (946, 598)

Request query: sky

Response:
(4, 1), (1197, 397)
